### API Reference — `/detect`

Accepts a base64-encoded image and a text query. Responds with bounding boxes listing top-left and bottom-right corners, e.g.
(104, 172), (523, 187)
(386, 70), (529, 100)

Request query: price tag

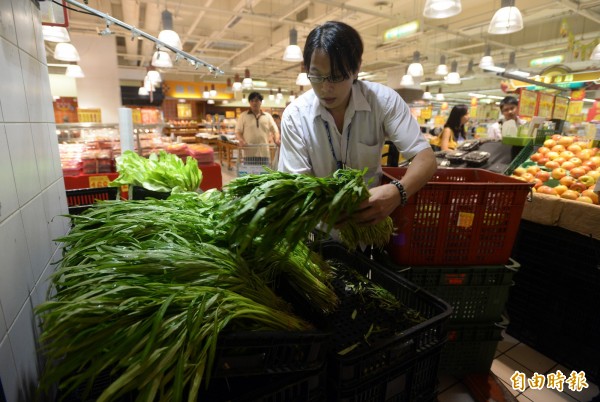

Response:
(89, 175), (110, 188)
(457, 212), (475, 228)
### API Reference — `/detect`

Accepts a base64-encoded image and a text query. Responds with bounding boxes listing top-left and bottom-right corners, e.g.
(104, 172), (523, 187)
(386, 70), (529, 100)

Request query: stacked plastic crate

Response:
(507, 220), (600, 384)
(379, 167), (532, 377)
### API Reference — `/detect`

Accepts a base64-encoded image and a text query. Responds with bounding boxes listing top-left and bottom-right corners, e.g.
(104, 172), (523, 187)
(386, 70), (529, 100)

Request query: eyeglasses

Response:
(306, 74), (346, 84)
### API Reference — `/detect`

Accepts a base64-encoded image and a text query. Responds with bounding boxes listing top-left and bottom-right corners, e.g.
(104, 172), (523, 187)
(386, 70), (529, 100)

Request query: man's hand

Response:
(350, 184), (401, 226)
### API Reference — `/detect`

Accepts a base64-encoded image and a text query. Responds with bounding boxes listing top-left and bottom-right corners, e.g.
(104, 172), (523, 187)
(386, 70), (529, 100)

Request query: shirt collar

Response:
(310, 81), (371, 123)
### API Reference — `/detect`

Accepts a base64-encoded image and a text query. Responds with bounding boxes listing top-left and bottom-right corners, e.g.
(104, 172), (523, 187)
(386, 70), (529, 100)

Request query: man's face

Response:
(501, 104), (518, 121)
(249, 97), (262, 114)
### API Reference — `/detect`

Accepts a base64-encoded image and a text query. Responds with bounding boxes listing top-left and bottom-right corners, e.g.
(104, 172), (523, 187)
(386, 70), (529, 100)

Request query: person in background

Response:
(278, 21), (437, 226)
(272, 113), (282, 133)
(430, 104), (469, 151)
(235, 92), (280, 146)
(487, 96), (524, 140)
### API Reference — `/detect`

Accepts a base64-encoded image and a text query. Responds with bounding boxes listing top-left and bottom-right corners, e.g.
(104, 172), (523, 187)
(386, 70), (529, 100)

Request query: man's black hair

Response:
(248, 92), (263, 101)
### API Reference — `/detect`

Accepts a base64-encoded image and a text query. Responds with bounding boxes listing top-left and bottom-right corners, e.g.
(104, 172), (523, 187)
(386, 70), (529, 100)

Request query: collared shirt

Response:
(236, 110), (279, 144)
(487, 117), (527, 140)
(278, 80), (430, 186)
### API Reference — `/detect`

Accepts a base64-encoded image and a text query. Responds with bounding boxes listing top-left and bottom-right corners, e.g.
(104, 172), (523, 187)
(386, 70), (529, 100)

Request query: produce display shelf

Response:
(382, 167), (532, 266)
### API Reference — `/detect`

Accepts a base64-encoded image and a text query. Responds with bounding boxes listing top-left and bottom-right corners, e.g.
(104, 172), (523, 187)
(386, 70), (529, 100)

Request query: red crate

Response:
(382, 167), (532, 266)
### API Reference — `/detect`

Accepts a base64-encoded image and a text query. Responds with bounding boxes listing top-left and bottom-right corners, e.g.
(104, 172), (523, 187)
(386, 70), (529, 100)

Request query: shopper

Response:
(277, 21), (437, 226)
(487, 96), (524, 140)
(235, 92), (280, 147)
(430, 104), (469, 151)
(272, 112), (282, 133)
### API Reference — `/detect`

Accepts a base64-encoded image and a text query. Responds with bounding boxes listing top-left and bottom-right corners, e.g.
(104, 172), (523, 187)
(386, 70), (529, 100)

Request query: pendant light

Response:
(54, 42), (80, 62)
(436, 87), (445, 101)
(435, 55), (449, 76)
(283, 28), (303, 62)
(207, 99), (215, 104)
(407, 51), (424, 77)
(276, 87), (283, 99)
(42, 26), (70, 42)
(138, 86), (149, 96)
(242, 68), (253, 89)
(158, 9), (182, 50)
(423, 0), (462, 19)
(152, 50), (173, 68)
(144, 76), (155, 92)
(488, 0), (523, 35)
(479, 45), (494, 69)
(65, 64), (85, 78)
(591, 43), (600, 61)
(422, 86), (433, 100)
(400, 67), (415, 87)
(288, 91), (296, 102)
(210, 84), (217, 97)
(203, 86), (210, 98)
(146, 70), (162, 85)
(463, 59), (475, 77)
(232, 74), (243, 92)
(296, 68), (311, 86)
(269, 89), (275, 101)
(445, 60), (461, 84)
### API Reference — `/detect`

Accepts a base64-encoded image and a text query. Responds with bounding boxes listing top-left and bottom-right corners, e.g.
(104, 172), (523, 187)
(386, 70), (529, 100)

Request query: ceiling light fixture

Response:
(288, 91), (296, 102)
(242, 68), (253, 89)
(283, 28), (303, 62)
(138, 86), (149, 96)
(488, 0), (523, 35)
(65, 64), (85, 78)
(591, 44), (600, 61)
(296, 72), (311, 86)
(158, 9), (182, 50)
(463, 59), (475, 77)
(422, 86), (433, 100)
(207, 99), (215, 104)
(146, 70), (162, 85)
(269, 89), (275, 101)
(407, 51), (424, 77)
(210, 84), (217, 97)
(435, 55), (448, 76)
(144, 76), (155, 92)
(151, 50), (173, 68)
(54, 42), (80, 62)
(232, 74), (242, 92)
(479, 45), (494, 69)
(400, 69), (415, 87)
(276, 87), (283, 99)
(203, 86), (210, 98)
(435, 87), (445, 101)
(445, 60), (461, 84)
(423, 0), (462, 19)
(42, 26), (70, 42)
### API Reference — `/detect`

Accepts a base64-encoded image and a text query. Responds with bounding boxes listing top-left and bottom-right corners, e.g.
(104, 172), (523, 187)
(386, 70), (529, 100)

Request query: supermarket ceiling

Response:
(50, 0), (600, 104)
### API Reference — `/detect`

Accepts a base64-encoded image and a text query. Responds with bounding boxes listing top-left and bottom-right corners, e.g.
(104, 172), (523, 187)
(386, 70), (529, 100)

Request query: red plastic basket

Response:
(382, 167), (532, 266)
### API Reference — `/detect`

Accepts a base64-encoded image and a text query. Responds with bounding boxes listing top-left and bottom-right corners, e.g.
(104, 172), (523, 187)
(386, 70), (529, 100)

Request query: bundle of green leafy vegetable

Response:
(110, 150), (202, 193)
(221, 168), (395, 255)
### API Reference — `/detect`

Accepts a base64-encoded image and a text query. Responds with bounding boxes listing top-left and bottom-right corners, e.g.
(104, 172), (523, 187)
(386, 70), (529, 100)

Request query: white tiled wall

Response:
(0, 1), (69, 401)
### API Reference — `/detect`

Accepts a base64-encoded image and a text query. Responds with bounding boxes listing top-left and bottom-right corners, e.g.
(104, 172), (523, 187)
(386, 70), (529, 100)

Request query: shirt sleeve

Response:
(235, 113), (244, 136)
(382, 91), (430, 160)
(277, 107), (313, 174)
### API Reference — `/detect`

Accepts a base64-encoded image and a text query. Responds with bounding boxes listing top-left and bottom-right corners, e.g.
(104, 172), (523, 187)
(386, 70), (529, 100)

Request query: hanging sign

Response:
(518, 90), (537, 117)
(536, 93), (555, 119)
(552, 96), (569, 120)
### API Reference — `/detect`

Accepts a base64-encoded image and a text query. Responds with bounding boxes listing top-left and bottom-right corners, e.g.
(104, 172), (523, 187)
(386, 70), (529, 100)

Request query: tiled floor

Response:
(216, 163), (600, 402)
(437, 330), (599, 402)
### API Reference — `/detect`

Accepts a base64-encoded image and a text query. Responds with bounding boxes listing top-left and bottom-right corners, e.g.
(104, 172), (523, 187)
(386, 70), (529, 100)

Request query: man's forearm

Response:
(398, 148), (437, 198)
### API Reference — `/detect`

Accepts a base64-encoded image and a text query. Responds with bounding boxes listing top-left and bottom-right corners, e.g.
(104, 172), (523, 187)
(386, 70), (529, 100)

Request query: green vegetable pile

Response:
(110, 150), (202, 193)
(37, 168), (397, 401)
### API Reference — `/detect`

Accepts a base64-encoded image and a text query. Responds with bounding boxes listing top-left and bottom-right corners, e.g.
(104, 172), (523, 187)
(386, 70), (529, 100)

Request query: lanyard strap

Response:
(323, 120), (351, 169)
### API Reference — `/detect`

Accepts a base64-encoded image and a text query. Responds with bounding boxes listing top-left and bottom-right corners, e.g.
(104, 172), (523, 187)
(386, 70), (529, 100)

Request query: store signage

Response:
(383, 21), (419, 42)
(163, 81), (232, 100)
(529, 55), (564, 68)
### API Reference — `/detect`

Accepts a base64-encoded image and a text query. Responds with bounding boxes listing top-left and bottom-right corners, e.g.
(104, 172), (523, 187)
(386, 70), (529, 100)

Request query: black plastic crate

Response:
(212, 330), (328, 377)
(66, 187), (118, 214)
(511, 220), (600, 289)
(315, 243), (452, 389)
(507, 271), (600, 383)
(382, 259), (518, 322)
(332, 343), (444, 402)
(130, 185), (171, 200)
(439, 322), (503, 377)
(59, 367), (326, 402)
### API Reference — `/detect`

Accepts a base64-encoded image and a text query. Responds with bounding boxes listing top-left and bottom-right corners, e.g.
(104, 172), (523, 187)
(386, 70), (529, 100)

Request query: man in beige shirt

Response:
(235, 92), (280, 147)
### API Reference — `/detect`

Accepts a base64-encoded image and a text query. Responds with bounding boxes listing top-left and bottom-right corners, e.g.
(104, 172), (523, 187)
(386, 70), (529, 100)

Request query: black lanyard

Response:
(323, 120), (351, 170)
(252, 112), (262, 128)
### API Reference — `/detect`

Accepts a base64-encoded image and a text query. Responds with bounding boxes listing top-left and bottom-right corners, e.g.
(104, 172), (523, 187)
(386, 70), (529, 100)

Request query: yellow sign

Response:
(568, 101), (583, 115)
(518, 90), (537, 117)
(457, 212), (474, 228)
(553, 96), (569, 120)
(89, 175), (111, 188)
(421, 106), (432, 120)
(163, 81), (233, 100)
(177, 103), (192, 119)
(537, 93), (555, 118)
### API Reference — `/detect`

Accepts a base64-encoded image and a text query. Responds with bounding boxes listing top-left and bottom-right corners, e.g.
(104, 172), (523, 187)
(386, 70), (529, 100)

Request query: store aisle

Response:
(438, 331), (599, 402)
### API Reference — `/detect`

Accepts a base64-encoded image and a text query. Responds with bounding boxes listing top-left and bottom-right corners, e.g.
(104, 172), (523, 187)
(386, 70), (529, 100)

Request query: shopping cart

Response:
(236, 144), (279, 177)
